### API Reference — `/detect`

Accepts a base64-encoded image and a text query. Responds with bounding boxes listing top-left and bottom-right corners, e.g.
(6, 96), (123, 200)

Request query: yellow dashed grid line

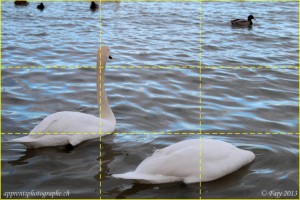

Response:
(2, 65), (299, 69)
(0, 1), (2, 198)
(2, 132), (299, 135)
(99, 134), (102, 199)
(298, 0), (300, 197)
(199, 0), (202, 198)
(99, 0), (103, 198)
(3, 0), (298, 2)
(199, 135), (202, 198)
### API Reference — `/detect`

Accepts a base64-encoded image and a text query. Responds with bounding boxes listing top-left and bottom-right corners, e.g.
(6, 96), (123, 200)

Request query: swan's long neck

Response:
(97, 48), (115, 122)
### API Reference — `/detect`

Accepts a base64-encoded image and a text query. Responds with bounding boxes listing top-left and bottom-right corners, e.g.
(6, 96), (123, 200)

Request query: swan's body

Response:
(113, 139), (255, 184)
(231, 15), (255, 26)
(9, 46), (115, 148)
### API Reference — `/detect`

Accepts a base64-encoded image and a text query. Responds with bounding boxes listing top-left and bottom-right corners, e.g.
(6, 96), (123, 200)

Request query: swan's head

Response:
(99, 46), (112, 61)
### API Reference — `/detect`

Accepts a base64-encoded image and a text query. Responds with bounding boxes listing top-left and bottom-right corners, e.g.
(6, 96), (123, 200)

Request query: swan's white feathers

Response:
(31, 111), (101, 134)
(8, 111), (115, 148)
(201, 139), (255, 181)
(8, 46), (116, 148)
(113, 172), (182, 184)
(136, 144), (200, 177)
(112, 139), (255, 184)
(30, 113), (59, 136)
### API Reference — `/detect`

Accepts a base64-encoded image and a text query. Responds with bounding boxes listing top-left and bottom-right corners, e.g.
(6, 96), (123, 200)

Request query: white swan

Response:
(8, 46), (116, 148)
(113, 139), (255, 184)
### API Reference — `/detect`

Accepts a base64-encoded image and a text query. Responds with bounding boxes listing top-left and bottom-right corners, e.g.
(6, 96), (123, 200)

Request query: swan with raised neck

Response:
(8, 46), (115, 148)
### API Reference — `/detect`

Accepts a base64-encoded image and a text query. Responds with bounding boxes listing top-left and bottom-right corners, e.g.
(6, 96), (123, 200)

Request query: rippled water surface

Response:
(203, 2), (299, 66)
(102, 2), (200, 66)
(1, 1), (299, 199)
(2, 67), (299, 198)
(2, 2), (100, 66)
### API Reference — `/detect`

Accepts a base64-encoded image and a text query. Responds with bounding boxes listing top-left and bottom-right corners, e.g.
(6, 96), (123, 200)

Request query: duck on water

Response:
(231, 15), (255, 27)
(14, 1), (29, 6)
(90, 1), (99, 11)
(37, 2), (45, 10)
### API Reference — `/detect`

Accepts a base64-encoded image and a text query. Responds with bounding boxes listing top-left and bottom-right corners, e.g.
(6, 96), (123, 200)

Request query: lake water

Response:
(1, 1), (299, 199)
(202, 1), (299, 66)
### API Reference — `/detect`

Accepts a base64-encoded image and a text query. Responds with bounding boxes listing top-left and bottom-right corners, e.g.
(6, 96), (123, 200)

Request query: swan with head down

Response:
(9, 46), (115, 148)
(113, 138), (255, 184)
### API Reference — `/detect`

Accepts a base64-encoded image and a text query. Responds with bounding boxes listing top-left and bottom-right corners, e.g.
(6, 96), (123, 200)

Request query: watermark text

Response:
(261, 190), (298, 198)
(3, 190), (70, 198)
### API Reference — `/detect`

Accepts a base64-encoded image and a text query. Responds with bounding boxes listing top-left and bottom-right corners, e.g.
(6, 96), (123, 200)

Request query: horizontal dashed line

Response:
(2, 132), (298, 135)
(203, 66), (298, 69)
(3, 66), (197, 69)
(14, 0), (297, 2)
(2, 66), (299, 69)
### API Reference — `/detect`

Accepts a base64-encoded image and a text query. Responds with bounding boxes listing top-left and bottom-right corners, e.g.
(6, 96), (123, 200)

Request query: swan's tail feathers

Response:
(7, 137), (29, 143)
(30, 115), (58, 134)
(6, 137), (37, 148)
(112, 172), (181, 184)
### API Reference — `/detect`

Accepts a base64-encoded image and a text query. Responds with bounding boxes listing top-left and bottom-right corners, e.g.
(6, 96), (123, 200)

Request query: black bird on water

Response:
(37, 2), (45, 10)
(90, 1), (99, 11)
(231, 15), (255, 27)
(14, 1), (29, 6)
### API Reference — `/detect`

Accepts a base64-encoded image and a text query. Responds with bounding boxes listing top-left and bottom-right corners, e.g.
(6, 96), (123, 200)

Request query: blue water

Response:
(102, 2), (200, 66)
(2, 2), (100, 66)
(203, 2), (298, 66)
(1, 1), (299, 199)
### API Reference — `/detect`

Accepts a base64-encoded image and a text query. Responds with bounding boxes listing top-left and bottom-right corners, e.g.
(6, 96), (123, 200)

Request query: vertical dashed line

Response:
(0, 1), (2, 197)
(199, 0), (202, 133)
(99, 135), (102, 199)
(199, 135), (202, 199)
(99, 0), (102, 199)
(298, 0), (300, 196)
(199, 0), (202, 199)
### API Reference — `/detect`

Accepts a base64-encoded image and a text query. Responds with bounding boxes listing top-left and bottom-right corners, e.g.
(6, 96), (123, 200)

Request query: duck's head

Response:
(248, 15), (255, 21)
